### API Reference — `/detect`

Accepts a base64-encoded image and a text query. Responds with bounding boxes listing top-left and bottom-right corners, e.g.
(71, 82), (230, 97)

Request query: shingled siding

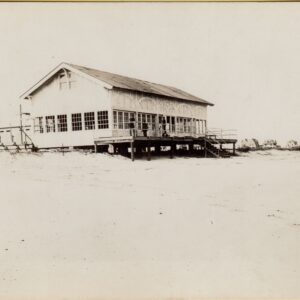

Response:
(110, 89), (207, 120)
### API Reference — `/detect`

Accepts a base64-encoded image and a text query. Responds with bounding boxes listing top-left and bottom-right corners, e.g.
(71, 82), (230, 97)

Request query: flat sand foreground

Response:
(0, 150), (299, 300)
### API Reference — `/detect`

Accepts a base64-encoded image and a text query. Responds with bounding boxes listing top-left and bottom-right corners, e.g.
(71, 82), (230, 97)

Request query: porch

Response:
(94, 128), (237, 161)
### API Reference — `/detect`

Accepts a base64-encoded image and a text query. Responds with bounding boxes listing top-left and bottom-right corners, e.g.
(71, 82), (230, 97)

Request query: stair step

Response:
(0, 143), (35, 152)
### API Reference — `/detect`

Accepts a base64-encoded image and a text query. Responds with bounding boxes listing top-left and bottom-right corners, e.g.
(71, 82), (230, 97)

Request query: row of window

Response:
(113, 111), (136, 130)
(34, 110), (206, 134)
(138, 113), (156, 130)
(113, 110), (207, 134)
(113, 111), (158, 130)
(35, 111), (109, 133)
(176, 118), (206, 134)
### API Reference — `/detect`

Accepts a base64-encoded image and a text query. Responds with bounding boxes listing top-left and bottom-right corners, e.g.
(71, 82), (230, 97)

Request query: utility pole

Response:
(20, 104), (23, 145)
(19, 103), (31, 147)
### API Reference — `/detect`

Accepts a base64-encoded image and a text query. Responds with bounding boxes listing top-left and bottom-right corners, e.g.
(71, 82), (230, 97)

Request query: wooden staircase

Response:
(203, 137), (232, 158)
(0, 142), (37, 152)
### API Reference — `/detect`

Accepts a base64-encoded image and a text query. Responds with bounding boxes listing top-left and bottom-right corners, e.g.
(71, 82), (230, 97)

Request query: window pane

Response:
(98, 111), (109, 129)
(118, 112), (123, 129)
(57, 114), (68, 132)
(124, 112), (129, 129)
(58, 71), (75, 89)
(35, 117), (44, 133)
(45, 116), (55, 133)
(151, 115), (156, 130)
(113, 111), (118, 129)
(138, 113), (142, 130)
(72, 113), (82, 131)
(172, 117), (175, 132)
(84, 112), (95, 130)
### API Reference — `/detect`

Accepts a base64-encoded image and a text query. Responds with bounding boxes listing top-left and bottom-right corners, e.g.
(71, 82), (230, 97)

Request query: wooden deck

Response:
(94, 135), (237, 161)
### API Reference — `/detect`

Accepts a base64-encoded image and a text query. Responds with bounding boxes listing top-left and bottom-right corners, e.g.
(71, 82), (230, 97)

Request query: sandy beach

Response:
(0, 150), (299, 300)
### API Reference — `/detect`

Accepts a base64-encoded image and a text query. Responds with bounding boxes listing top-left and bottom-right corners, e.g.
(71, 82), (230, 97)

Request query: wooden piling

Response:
(170, 141), (175, 159)
(189, 142), (193, 155)
(155, 145), (161, 155)
(131, 141), (135, 161)
(147, 140), (151, 161)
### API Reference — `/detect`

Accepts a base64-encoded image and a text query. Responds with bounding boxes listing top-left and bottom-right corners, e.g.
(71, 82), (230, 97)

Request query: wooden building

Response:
(17, 62), (236, 159)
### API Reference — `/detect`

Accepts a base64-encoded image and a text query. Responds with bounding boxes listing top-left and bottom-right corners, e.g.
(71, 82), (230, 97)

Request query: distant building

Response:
(262, 139), (278, 149)
(239, 138), (260, 150)
(286, 140), (298, 149)
(20, 62), (214, 149)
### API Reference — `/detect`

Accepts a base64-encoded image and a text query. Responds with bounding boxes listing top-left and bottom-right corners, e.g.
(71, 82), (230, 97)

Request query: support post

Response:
(19, 104), (23, 146)
(94, 143), (97, 153)
(147, 140), (151, 161)
(189, 142), (193, 155)
(204, 139), (207, 158)
(155, 145), (161, 155)
(136, 144), (142, 155)
(131, 141), (135, 162)
(170, 141), (175, 159)
(233, 142), (236, 155)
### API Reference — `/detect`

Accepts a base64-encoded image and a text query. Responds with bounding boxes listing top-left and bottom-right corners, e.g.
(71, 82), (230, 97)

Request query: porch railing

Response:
(112, 127), (237, 139)
(206, 128), (237, 140)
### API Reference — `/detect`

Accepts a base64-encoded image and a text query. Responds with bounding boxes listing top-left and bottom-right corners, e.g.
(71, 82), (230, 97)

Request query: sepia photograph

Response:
(0, 2), (300, 300)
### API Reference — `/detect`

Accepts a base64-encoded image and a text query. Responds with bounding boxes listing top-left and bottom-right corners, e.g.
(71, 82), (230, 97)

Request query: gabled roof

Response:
(20, 62), (214, 106)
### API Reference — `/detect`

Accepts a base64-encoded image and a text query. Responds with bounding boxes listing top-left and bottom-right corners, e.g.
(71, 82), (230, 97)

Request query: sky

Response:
(0, 2), (300, 144)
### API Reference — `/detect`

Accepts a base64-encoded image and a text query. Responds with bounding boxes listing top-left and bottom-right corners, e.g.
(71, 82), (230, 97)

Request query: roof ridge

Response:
(68, 63), (160, 84)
